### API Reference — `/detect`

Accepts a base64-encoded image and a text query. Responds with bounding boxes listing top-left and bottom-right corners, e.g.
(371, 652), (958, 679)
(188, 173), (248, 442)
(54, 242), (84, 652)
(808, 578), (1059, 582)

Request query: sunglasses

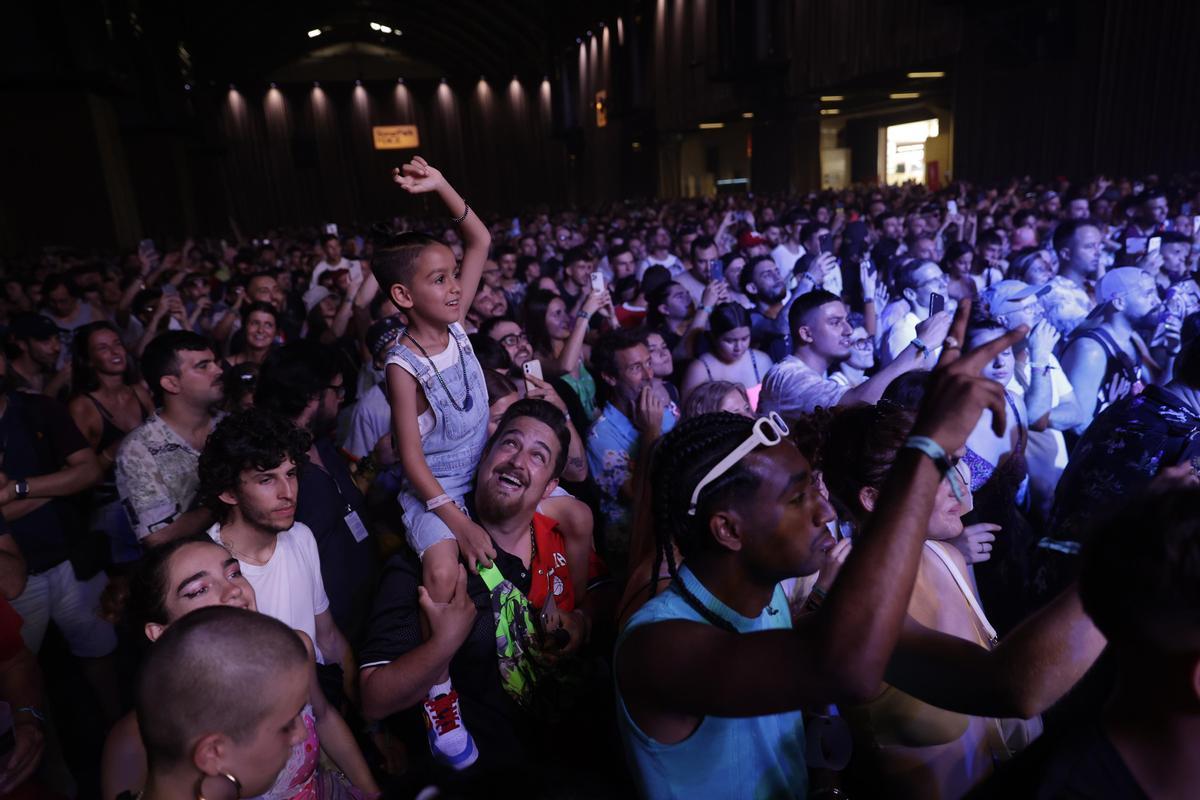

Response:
(688, 412), (789, 516)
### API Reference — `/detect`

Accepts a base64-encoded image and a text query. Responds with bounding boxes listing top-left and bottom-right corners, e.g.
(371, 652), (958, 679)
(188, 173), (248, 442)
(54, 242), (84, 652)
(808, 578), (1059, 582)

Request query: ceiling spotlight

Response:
(819, 108), (840, 116)
(741, 112), (754, 119)
(355, 79), (362, 86)
(575, 37), (582, 44)
(183, 83), (191, 91)
(393, 29), (402, 36)
(379, 25), (392, 34)
(906, 71), (945, 79)
(819, 95), (844, 102)
(369, 22), (381, 31)
(586, 30), (593, 38)
(889, 92), (920, 100)
(698, 122), (725, 130)
(307, 28), (321, 38)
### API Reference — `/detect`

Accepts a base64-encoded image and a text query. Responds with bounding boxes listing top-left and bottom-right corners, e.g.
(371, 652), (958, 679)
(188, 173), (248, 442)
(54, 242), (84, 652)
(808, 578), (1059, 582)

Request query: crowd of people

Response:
(0, 159), (1198, 799)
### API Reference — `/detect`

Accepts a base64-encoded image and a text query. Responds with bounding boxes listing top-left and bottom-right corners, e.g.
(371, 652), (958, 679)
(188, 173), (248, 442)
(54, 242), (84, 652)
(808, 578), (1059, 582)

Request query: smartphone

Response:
(161, 283), (179, 297)
(1148, 236), (1162, 256)
(863, 259), (876, 277)
(929, 292), (945, 317)
(522, 359), (544, 382)
(324, 223), (339, 236)
(946, 199), (958, 216)
(712, 259), (724, 282)
(819, 233), (833, 255)
(590, 272), (606, 293)
(1193, 216), (1200, 236)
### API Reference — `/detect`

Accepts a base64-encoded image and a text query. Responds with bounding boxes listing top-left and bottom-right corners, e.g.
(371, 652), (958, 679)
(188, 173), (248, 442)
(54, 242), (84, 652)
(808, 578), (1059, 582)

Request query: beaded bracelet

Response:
(451, 202), (470, 224)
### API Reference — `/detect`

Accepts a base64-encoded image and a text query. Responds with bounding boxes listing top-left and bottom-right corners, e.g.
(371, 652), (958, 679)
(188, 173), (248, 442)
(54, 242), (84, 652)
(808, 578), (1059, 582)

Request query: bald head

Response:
(136, 606), (308, 769)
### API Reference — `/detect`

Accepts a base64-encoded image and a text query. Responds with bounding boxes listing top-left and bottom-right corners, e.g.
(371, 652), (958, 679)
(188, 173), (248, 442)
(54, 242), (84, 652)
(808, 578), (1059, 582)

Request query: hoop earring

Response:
(195, 771), (242, 800)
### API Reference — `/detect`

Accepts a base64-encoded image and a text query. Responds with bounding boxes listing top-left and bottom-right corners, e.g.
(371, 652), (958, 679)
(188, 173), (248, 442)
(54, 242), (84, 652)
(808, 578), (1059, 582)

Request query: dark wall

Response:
(953, 0), (1200, 180)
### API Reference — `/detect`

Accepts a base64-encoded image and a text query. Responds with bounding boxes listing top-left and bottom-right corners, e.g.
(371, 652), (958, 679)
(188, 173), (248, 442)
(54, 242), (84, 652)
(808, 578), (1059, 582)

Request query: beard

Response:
(758, 285), (787, 304)
(475, 484), (524, 525)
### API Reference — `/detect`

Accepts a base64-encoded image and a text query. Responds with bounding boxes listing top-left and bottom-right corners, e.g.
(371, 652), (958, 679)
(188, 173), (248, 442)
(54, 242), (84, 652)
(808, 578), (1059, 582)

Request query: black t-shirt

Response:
(359, 547), (534, 773)
(0, 392), (89, 573)
(295, 436), (374, 647)
(968, 724), (1148, 800)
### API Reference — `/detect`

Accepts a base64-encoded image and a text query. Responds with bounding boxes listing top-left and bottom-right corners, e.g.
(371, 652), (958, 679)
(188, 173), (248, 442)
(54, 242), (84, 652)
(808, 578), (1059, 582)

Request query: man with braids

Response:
(615, 302), (1107, 799)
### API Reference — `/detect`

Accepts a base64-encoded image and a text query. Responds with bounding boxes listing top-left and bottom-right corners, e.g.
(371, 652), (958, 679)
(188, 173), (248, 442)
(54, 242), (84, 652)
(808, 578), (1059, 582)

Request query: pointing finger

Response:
(936, 298), (973, 368)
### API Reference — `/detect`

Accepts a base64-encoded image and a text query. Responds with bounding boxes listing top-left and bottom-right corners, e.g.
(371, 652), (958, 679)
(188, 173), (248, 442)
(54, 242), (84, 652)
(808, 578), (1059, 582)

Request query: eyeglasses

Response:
(850, 338), (873, 351)
(498, 332), (529, 348)
(688, 412), (790, 516)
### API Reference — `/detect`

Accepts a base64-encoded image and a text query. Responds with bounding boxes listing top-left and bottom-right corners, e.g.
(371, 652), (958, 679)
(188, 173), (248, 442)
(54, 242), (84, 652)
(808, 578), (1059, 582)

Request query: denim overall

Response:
(387, 322), (489, 555)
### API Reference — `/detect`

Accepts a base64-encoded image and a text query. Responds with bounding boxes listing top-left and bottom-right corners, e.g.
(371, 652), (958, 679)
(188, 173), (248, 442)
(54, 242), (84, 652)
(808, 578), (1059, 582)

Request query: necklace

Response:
(217, 531), (265, 566)
(403, 330), (473, 412)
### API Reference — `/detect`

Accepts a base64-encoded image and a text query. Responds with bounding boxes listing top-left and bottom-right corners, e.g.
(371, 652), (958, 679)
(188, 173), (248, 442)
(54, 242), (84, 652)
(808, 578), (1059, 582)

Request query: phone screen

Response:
(819, 233), (833, 255)
(928, 292), (945, 317)
(1148, 236), (1162, 255)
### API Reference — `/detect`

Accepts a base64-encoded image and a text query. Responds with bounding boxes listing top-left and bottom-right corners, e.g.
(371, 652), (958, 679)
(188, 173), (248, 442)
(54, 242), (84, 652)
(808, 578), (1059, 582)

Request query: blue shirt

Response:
(586, 401), (677, 556)
(615, 566), (807, 799)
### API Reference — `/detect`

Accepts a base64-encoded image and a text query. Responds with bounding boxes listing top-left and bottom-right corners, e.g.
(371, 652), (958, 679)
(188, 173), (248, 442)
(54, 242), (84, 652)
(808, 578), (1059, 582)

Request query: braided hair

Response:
(649, 412), (764, 632)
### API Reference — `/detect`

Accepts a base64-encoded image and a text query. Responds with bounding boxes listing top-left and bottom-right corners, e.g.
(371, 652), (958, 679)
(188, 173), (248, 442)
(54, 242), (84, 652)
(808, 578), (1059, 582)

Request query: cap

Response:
(302, 286), (333, 313)
(7, 313), (63, 341)
(982, 280), (1051, 317)
(366, 315), (405, 360)
(1096, 267), (1148, 305)
(640, 265), (672, 298)
(738, 231), (768, 249)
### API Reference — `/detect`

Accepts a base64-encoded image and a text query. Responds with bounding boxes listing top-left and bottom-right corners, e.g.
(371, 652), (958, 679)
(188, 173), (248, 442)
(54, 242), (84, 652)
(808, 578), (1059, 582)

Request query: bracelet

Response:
(701, 304), (714, 314)
(426, 493), (454, 512)
(450, 202), (470, 225)
(904, 436), (964, 501)
(15, 706), (45, 724)
(576, 309), (592, 321)
(910, 337), (931, 359)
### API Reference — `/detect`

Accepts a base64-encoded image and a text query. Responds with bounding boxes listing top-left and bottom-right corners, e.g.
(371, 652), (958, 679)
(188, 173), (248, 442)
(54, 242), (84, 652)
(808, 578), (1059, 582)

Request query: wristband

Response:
(450, 202), (470, 225)
(576, 309), (592, 321)
(15, 706), (45, 724)
(14, 480), (30, 499)
(903, 436), (964, 501)
(425, 493), (454, 512)
(910, 337), (930, 358)
(701, 304), (714, 314)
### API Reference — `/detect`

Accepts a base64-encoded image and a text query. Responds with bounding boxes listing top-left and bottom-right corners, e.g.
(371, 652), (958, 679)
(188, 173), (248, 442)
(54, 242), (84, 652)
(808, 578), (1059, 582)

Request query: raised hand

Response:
(392, 156), (446, 195)
(1028, 320), (1060, 364)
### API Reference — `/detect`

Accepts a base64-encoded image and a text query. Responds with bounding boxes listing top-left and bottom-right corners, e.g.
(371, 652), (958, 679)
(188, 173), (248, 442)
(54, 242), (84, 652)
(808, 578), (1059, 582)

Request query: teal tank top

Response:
(615, 566), (807, 799)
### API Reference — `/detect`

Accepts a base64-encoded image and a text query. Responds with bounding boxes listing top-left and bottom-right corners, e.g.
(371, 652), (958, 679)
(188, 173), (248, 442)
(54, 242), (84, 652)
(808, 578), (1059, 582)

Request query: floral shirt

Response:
(585, 401), (678, 558)
(1046, 385), (1200, 552)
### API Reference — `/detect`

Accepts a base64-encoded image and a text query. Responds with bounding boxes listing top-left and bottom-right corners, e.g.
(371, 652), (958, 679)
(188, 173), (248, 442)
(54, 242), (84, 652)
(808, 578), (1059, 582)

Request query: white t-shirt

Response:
(771, 244), (803, 276)
(384, 324), (464, 440)
(884, 311), (921, 365)
(207, 521), (330, 662)
(312, 257), (363, 287)
(341, 382), (391, 459)
(1008, 353), (1074, 473)
(638, 253), (685, 279)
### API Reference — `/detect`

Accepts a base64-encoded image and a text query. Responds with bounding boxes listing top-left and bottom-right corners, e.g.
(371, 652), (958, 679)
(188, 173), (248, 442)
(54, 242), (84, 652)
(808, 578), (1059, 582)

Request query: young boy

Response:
(372, 157), (492, 769)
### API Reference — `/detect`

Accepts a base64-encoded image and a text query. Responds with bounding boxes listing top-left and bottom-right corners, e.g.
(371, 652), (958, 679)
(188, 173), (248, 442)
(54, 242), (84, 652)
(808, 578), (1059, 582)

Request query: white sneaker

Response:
(422, 689), (479, 770)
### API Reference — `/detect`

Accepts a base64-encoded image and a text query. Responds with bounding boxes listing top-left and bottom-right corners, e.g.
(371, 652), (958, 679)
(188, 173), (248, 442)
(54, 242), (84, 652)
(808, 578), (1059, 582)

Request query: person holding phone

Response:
(883, 260), (952, 365)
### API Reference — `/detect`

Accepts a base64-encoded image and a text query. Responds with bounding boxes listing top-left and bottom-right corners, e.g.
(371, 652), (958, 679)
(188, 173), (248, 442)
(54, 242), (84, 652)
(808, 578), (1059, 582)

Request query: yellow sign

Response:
(372, 125), (420, 150)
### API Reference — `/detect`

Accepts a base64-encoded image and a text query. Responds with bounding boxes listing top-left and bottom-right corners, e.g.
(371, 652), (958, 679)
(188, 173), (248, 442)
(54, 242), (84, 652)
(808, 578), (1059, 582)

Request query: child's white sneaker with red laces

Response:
(422, 689), (479, 770)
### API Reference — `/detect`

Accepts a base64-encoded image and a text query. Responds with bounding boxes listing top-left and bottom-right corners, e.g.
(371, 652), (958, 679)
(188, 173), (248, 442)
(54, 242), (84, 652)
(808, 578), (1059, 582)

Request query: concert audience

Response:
(2, 164), (1200, 798)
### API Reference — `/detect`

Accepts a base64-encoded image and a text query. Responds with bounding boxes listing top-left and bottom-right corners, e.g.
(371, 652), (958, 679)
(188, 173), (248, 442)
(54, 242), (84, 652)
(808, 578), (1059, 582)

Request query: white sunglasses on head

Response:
(687, 412), (790, 516)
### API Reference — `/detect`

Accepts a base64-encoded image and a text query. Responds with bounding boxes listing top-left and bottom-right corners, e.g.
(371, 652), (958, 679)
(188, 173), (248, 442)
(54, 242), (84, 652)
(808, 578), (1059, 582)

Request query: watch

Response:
(14, 480), (30, 499)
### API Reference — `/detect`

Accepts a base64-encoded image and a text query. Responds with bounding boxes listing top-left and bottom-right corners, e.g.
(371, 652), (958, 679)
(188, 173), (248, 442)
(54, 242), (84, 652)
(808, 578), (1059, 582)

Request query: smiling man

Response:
(359, 399), (598, 773)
